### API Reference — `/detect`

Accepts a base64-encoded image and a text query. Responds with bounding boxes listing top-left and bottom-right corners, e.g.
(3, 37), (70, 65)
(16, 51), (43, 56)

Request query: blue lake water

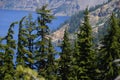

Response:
(0, 9), (66, 59)
(0, 9), (69, 37)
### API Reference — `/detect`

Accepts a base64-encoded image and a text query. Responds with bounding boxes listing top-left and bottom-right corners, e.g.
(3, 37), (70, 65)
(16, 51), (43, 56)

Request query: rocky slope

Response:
(0, 0), (107, 16)
(50, 0), (120, 42)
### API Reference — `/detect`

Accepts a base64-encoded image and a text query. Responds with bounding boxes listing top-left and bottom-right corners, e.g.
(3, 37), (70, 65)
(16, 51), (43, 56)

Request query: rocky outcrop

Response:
(49, 24), (69, 42)
(50, 0), (120, 42)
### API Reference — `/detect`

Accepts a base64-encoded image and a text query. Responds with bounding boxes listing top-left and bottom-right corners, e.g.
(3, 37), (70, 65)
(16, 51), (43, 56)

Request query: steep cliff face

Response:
(0, 0), (107, 16)
(50, 0), (120, 42)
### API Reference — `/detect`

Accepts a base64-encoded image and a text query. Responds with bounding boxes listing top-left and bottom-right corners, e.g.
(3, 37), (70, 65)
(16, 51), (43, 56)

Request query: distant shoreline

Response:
(0, 8), (35, 13)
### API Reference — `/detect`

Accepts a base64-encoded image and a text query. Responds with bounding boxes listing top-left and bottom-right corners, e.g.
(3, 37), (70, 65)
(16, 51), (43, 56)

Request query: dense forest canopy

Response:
(0, 2), (120, 80)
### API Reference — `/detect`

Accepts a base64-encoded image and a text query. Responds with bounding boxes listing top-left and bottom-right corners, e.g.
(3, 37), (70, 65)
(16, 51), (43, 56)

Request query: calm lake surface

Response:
(0, 9), (67, 60)
(0, 9), (66, 57)
(0, 9), (69, 37)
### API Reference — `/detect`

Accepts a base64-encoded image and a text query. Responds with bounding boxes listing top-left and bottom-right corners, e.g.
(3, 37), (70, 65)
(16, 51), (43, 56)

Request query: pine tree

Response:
(16, 17), (33, 67)
(1, 22), (17, 79)
(72, 39), (80, 80)
(24, 14), (37, 68)
(98, 13), (120, 80)
(34, 5), (54, 77)
(46, 38), (57, 80)
(17, 17), (26, 66)
(59, 29), (72, 80)
(0, 37), (6, 79)
(76, 8), (96, 79)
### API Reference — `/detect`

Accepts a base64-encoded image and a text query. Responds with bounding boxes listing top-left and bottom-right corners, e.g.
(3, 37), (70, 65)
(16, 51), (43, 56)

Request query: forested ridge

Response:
(0, 5), (120, 80)
(57, 0), (111, 33)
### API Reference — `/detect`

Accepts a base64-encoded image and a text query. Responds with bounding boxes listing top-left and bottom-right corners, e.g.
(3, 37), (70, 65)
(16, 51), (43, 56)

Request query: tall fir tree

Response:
(98, 13), (120, 80)
(17, 17), (26, 66)
(46, 38), (57, 80)
(72, 39), (80, 80)
(76, 8), (96, 79)
(16, 17), (33, 67)
(1, 22), (17, 80)
(34, 5), (54, 77)
(24, 14), (37, 68)
(59, 29), (72, 80)
(0, 37), (5, 79)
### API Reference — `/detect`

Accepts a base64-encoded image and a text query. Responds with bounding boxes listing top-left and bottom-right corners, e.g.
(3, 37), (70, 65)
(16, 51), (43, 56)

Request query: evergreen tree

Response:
(76, 8), (96, 79)
(1, 22), (17, 80)
(59, 29), (72, 80)
(72, 39), (80, 80)
(0, 37), (5, 79)
(34, 5), (54, 77)
(17, 17), (26, 66)
(46, 38), (57, 79)
(24, 14), (37, 68)
(98, 13), (120, 80)
(16, 17), (33, 67)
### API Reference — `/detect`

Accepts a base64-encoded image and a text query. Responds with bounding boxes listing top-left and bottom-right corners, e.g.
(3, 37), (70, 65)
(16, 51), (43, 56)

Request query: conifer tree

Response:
(98, 13), (120, 80)
(59, 29), (72, 80)
(0, 37), (5, 79)
(46, 38), (57, 80)
(24, 14), (37, 68)
(2, 22), (17, 80)
(17, 17), (33, 67)
(76, 8), (96, 79)
(72, 39), (80, 80)
(17, 17), (26, 66)
(35, 5), (54, 77)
